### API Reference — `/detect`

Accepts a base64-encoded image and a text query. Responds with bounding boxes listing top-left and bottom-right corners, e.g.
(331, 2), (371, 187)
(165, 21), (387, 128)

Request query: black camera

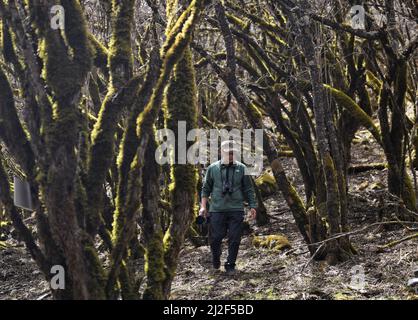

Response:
(196, 215), (210, 225)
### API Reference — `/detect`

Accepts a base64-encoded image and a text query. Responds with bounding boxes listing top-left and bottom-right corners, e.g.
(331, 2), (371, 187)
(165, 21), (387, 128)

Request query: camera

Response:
(196, 215), (210, 225)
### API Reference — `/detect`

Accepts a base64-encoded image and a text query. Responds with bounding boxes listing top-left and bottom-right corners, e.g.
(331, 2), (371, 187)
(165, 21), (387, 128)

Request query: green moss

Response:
(130, 3), (204, 298)
(163, 0), (200, 56)
(163, 47), (199, 193)
(166, 0), (179, 29)
(402, 173), (416, 211)
(88, 33), (109, 76)
(61, 2), (93, 65)
(334, 292), (354, 300)
(111, 207), (123, 243)
(287, 183), (305, 211)
(323, 152), (335, 172)
(118, 262), (139, 300)
(366, 70), (382, 92)
(40, 2), (93, 100)
(255, 172), (278, 197)
(112, 74), (160, 241)
(82, 240), (107, 299)
(87, 76), (141, 235)
(249, 102), (264, 119)
(324, 84), (382, 145)
(252, 234), (291, 251)
(143, 232), (166, 300)
(136, 0), (204, 138)
(225, 12), (247, 29)
(108, 0), (135, 88)
(226, 2), (287, 41)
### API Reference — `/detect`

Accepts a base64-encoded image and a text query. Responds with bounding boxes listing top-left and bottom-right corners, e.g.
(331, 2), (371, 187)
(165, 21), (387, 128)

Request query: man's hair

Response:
(220, 140), (240, 153)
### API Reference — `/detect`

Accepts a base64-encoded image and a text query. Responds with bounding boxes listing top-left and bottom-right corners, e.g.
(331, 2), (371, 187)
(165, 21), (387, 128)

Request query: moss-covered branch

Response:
(85, 0), (137, 236)
(324, 84), (383, 146)
(88, 33), (110, 76)
(0, 67), (35, 176)
(106, 0), (205, 297)
(161, 46), (199, 297)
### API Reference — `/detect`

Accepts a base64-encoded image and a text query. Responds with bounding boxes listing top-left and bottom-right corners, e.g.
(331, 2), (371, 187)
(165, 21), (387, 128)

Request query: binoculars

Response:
(222, 180), (233, 195)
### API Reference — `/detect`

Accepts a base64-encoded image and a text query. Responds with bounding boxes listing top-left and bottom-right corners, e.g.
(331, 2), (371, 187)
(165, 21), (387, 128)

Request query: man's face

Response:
(228, 151), (234, 163)
(222, 151), (235, 164)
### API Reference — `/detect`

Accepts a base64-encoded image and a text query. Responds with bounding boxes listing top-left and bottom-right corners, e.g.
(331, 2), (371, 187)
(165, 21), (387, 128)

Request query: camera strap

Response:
(220, 164), (225, 188)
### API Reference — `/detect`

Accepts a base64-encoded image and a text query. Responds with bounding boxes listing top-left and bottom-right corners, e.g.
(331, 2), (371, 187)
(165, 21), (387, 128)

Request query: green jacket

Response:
(201, 160), (257, 213)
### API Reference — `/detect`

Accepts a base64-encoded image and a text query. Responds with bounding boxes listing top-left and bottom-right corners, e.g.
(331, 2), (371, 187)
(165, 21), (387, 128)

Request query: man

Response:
(199, 140), (257, 274)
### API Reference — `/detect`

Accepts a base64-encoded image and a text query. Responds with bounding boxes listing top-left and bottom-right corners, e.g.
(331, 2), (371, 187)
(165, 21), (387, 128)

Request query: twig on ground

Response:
(36, 290), (51, 300)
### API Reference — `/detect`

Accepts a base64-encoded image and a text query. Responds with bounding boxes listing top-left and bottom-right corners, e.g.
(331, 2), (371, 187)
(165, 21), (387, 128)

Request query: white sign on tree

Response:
(13, 176), (34, 211)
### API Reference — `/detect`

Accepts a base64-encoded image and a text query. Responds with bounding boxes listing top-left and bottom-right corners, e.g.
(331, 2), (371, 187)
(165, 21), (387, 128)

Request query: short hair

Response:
(220, 140), (239, 153)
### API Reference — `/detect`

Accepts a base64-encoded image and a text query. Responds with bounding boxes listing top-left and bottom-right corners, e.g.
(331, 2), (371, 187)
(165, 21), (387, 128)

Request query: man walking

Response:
(199, 140), (257, 274)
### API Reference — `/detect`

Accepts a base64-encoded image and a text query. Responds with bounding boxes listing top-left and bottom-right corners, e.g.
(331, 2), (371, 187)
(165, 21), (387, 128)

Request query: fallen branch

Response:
(299, 220), (418, 271)
(308, 221), (418, 248)
(378, 233), (418, 249)
(302, 242), (326, 271)
(36, 290), (51, 301)
(277, 151), (294, 157)
(347, 163), (387, 174)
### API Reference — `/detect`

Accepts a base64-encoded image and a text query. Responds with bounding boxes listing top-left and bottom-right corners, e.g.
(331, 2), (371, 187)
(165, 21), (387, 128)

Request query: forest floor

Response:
(1, 130), (417, 300)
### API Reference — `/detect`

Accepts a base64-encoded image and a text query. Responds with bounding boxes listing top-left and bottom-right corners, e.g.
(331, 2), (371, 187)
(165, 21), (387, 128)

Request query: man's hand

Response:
(200, 197), (208, 218)
(249, 208), (257, 220)
(199, 206), (207, 218)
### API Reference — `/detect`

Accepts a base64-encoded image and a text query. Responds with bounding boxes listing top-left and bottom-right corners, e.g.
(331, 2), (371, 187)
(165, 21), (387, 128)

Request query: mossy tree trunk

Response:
(141, 132), (165, 299)
(288, 4), (353, 264)
(253, 179), (269, 226)
(0, 0), (204, 299)
(161, 46), (199, 297)
(140, 0), (203, 299)
(106, 0), (205, 298)
(377, 61), (416, 214)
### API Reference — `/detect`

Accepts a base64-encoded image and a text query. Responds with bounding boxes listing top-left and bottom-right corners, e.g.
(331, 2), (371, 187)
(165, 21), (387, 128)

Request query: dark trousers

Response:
(209, 211), (244, 268)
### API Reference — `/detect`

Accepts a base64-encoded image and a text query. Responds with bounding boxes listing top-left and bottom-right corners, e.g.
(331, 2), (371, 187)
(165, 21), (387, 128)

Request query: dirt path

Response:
(2, 191), (416, 300)
(171, 195), (418, 300)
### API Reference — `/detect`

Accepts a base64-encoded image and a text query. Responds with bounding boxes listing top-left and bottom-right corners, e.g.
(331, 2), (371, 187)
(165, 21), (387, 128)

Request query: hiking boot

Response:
(209, 261), (221, 275)
(224, 263), (236, 275)
(225, 268), (237, 276)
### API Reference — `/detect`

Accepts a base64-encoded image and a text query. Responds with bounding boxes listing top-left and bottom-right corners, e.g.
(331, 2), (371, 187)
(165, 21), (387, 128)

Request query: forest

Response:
(0, 0), (417, 301)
